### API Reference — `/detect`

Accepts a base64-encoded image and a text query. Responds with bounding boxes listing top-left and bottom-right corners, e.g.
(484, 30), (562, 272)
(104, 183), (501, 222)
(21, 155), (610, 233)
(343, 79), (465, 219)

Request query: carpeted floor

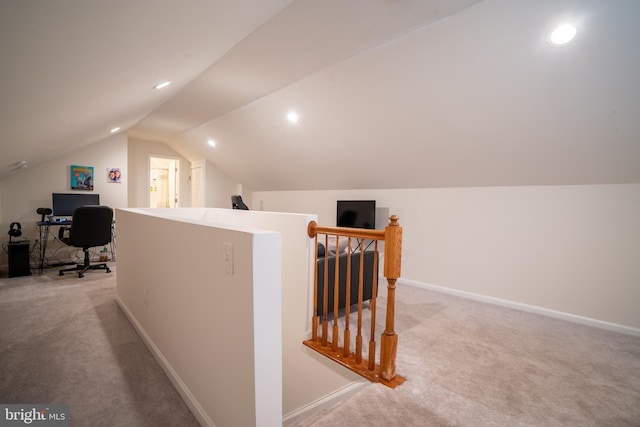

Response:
(293, 284), (640, 427)
(0, 265), (199, 427)
(2, 266), (640, 427)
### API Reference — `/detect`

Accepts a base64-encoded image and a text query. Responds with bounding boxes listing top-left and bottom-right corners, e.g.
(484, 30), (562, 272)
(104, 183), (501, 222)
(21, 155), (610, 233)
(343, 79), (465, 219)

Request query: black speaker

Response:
(9, 240), (31, 277)
(37, 207), (52, 222)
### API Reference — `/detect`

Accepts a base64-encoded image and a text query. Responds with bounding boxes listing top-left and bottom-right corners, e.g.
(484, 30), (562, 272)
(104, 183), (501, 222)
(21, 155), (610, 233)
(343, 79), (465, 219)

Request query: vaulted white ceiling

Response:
(2, 0), (639, 190)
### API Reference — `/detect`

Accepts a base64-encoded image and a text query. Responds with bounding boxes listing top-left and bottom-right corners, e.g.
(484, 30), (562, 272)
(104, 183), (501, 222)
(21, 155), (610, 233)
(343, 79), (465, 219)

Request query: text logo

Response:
(1, 405), (69, 427)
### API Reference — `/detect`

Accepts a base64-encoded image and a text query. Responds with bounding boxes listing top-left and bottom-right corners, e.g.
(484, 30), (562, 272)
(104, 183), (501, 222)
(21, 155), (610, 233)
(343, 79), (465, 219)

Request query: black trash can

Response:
(9, 240), (31, 277)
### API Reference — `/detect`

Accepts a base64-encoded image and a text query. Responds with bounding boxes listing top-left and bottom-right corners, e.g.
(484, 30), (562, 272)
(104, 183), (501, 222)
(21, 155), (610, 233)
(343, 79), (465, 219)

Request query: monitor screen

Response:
(52, 193), (100, 216)
(336, 200), (376, 229)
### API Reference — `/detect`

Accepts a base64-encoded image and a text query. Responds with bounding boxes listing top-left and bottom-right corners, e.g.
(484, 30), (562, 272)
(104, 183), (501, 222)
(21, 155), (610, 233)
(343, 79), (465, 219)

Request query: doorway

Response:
(149, 156), (179, 208)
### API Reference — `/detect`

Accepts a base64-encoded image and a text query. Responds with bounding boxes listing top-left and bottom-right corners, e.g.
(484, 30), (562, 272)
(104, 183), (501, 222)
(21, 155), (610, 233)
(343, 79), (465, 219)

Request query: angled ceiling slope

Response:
(131, 0), (485, 140)
(2, 0), (639, 191)
(162, 0), (640, 191)
(0, 0), (293, 178)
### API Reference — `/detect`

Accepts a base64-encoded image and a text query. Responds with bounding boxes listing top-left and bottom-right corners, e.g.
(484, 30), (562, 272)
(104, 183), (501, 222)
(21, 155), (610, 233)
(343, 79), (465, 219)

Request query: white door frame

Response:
(148, 155), (180, 208)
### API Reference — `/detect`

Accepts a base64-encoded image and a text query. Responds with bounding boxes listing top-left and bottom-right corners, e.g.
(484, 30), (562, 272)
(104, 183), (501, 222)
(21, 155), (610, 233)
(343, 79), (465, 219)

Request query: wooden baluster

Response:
(368, 240), (379, 371)
(380, 216), (402, 381)
(355, 239), (364, 364)
(322, 234), (329, 346)
(312, 234), (319, 341)
(332, 236), (340, 351)
(343, 236), (352, 357)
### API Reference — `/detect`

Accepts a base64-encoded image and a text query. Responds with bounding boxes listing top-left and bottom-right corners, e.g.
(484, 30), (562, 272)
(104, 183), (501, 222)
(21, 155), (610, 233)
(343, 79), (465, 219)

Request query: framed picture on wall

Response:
(70, 165), (94, 190)
(107, 167), (122, 183)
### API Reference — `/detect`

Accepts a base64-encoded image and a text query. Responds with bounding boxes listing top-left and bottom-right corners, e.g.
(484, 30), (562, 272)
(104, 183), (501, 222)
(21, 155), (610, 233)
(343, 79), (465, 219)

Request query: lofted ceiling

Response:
(1, 0), (639, 191)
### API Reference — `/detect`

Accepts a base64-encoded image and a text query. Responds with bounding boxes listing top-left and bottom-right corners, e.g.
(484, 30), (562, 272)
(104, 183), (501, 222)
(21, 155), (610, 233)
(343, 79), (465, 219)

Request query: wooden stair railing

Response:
(304, 215), (405, 388)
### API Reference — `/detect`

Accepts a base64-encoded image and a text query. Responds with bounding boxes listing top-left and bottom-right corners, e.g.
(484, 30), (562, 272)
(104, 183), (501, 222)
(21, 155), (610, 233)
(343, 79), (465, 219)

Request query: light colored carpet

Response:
(294, 284), (640, 427)
(2, 268), (639, 426)
(0, 265), (199, 427)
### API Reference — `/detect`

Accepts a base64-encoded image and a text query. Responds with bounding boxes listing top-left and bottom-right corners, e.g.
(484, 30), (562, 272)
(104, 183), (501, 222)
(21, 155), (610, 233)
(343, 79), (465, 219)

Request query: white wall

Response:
(188, 159), (251, 209)
(116, 208), (282, 427)
(0, 132), (127, 225)
(253, 183), (640, 331)
(202, 159), (242, 208)
(194, 208), (362, 417)
(115, 208), (362, 423)
(127, 137), (191, 208)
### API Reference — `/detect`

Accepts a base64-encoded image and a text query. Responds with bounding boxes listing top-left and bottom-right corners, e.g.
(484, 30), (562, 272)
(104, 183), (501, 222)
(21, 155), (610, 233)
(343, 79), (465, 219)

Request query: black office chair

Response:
(58, 205), (113, 278)
(231, 194), (249, 210)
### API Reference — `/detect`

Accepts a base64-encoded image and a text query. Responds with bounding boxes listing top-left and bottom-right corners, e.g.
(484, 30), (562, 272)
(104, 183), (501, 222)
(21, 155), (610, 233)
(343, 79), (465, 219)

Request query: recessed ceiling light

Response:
(153, 81), (172, 90)
(548, 24), (577, 45)
(110, 127), (120, 133)
(208, 139), (216, 147)
(287, 111), (299, 123)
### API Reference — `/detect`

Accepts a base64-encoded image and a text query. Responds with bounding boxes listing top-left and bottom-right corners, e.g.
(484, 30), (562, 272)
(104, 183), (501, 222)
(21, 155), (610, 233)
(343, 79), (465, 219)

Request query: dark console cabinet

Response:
(9, 241), (31, 277)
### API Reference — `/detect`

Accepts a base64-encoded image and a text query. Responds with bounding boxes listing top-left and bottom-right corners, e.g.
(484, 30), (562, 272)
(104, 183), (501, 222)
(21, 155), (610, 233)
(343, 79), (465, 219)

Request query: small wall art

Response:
(107, 167), (122, 183)
(70, 165), (94, 190)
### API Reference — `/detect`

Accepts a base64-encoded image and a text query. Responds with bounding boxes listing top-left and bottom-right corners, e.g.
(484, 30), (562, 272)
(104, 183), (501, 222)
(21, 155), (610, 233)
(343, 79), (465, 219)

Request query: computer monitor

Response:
(336, 200), (376, 229)
(52, 193), (100, 216)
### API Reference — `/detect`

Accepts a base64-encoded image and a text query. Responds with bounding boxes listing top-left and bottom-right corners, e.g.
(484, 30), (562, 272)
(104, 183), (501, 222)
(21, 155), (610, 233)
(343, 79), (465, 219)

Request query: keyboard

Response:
(47, 216), (70, 224)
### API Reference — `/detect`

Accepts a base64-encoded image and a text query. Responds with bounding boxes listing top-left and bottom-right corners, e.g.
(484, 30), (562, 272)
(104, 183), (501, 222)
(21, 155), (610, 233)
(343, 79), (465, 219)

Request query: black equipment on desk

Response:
(8, 222), (22, 242)
(37, 207), (53, 222)
(52, 193), (100, 217)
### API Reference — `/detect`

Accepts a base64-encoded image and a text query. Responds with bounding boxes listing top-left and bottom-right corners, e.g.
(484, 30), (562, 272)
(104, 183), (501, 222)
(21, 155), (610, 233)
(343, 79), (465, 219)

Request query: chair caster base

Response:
(58, 263), (110, 278)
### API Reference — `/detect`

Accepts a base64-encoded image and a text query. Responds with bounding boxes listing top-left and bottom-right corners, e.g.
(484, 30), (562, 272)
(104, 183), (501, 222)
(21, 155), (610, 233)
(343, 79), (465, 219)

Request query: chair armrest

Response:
(58, 226), (71, 241)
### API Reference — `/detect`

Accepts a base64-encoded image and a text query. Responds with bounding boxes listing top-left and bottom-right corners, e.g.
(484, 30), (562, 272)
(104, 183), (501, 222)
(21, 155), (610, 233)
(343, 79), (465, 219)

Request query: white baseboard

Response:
(118, 295), (370, 427)
(115, 296), (214, 427)
(282, 380), (368, 426)
(398, 278), (640, 337)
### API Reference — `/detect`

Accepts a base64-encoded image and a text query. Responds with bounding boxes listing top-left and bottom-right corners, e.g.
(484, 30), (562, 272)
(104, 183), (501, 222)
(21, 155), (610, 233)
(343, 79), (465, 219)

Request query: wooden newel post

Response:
(307, 220), (317, 238)
(380, 215), (402, 381)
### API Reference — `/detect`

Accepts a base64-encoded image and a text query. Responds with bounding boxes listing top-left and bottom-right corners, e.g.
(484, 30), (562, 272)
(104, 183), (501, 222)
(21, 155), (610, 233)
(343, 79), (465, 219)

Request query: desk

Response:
(36, 221), (116, 274)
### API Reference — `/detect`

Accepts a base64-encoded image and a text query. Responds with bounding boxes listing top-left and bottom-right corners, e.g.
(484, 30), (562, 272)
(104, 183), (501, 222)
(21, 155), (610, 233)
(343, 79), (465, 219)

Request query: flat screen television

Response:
(52, 193), (100, 216)
(336, 200), (376, 229)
